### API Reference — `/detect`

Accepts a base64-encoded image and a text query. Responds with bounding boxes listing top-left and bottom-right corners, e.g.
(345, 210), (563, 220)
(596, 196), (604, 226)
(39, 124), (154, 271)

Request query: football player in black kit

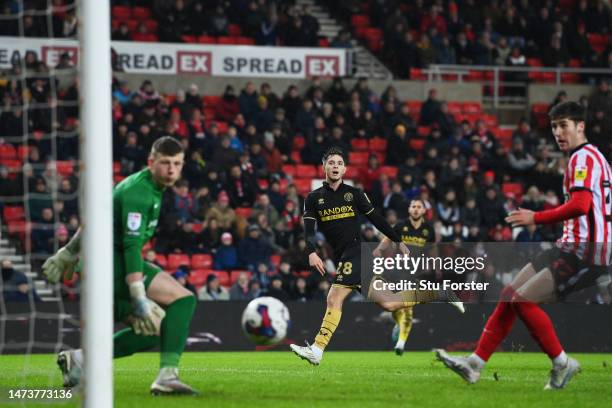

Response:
(375, 198), (435, 355)
(290, 147), (463, 365)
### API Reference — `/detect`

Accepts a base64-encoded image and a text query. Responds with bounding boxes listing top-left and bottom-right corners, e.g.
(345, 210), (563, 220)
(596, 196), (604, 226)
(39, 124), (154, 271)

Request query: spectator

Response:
(229, 271), (255, 300)
(173, 267), (197, 295)
(238, 82), (259, 123)
(172, 179), (195, 222)
(257, 11), (279, 45)
(516, 224), (543, 243)
(541, 35), (570, 67)
(420, 89), (441, 126)
(383, 181), (408, 216)
(238, 225), (273, 272)
(213, 232), (239, 271)
(225, 165), (256, 207)
(386, 124), (410, 166)
(198, 274), (230, 301)
(205, 191), (237, 232)
(2, 259), (39, 302)
(291, 277), (311, 301)
(253, 194), (280, 227)
(31, 208), (55, 255)
(212, 136), (240, 171)
(217, 85), (240, 123)
(262, 132), (284, 175)
(312, 279), (331, 301)
(508, 138), (536, 179)
(480, 187), (506, 228)
(267, 275), (289, 301)
(209, 5), (229, 36)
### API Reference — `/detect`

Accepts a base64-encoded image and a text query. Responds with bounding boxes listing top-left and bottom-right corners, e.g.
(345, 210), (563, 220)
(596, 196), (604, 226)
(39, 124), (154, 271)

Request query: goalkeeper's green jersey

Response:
(113, 168), (164, 277)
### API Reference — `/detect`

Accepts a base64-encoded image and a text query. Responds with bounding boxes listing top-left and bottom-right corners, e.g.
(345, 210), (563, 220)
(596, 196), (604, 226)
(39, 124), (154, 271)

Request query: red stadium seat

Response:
(144, 19), (158, 33)
(181, 35), (197, 43)
(271, 254), (281, 267)
(192, 223), (203, 233)
(293, 136), (306, 149)
(228, 24), (242, 36)
(132, 7), (151, 20)
(409, 139), (426, 151)
(502, 182), (524, 198)
(155, 254), (168, 269)
(237, 37), (255, 45)
(111, 6), (131, 20)
(230, 270), (251, 285)
(203, 95), (221, 107)
(417, 126), (430, 137)
(369, 137), (387, 152)
(351, 138), (369, 151)
(215, 271), (231, 287)
(406, 100), (422, 112)
(587, 34), (608, 53)
(350, 15), (370, 28)
(364, 28), (383, 41)
(0, 144), (16, 159)
(466, 70), (484, 81)
(197, 35), (216, 44)
(294, 179), (313, 196)
(344, 167), (360, 179)
(188, 269), (211, 288)
(348, 152), (368, 166)
(380, 166), (398, 179)
(3, 206), (25, 221)
(461, 102), (481, 114)
(318, 38), (330, 47)
(56, 161), (74, 177)
(16, 145), (31, 159)
(257, 179), (269, 190)
(167, 254), (191, 270)
(527, 58), (543, 67)
(0, 159), (21, 172)
(290, 150), (302, 164)
(295, 165), (317, 179)
(410, 67), (427, 79)
(532, 103), (549, 114)
(217, 36), (238, 45)
(282, 164), (296, 177)
(568, 58), (581, 68)
(191, 254), (213, 269)
(235, 207), (253, 219)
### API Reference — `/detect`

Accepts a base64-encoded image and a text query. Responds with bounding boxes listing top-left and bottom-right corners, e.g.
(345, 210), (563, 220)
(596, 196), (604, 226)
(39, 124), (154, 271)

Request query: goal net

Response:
(0, 0), (113, 405)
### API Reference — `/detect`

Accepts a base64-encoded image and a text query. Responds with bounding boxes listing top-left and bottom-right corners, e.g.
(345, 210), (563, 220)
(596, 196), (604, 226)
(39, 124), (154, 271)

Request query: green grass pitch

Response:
(1, 351), (610, 407)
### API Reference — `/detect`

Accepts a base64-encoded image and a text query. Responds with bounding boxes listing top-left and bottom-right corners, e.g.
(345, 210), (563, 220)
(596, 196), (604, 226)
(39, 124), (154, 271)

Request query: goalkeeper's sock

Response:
(394, 306), (414, 343)
(474, 286), (517, 362)
(160, 295), (196, 368)
(313, 307), (341, 351)
(113, 328), (159, 358)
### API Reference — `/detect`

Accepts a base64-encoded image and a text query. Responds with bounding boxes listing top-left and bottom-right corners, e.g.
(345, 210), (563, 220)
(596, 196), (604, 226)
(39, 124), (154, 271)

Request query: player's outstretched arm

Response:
(506, 190), (592, 227)
(42, 227), (82, 283)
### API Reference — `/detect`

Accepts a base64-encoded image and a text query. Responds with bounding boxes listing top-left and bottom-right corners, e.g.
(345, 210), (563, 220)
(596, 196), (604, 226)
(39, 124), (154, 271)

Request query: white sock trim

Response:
(310, 345), (323, 358)
(469, 353), (486, 370)
(552, 351), (568, 367)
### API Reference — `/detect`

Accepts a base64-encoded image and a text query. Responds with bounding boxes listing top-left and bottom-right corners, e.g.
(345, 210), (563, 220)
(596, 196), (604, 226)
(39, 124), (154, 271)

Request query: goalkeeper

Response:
(42, 136), (197, 395)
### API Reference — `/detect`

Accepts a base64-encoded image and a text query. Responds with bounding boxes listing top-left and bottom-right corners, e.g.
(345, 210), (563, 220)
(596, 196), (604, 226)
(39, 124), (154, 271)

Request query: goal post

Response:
(79, 0), (113, 406)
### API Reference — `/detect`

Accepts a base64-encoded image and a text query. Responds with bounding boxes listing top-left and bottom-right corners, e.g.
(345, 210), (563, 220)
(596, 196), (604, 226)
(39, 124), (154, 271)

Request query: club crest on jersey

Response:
(318, 198), (325, 205)
(344, 192), (353, 202)
(127, 212), (142, 231)
(574, 166), (588, 181)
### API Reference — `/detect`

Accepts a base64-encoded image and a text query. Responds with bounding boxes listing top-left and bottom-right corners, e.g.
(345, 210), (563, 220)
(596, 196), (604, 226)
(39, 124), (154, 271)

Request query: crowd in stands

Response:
(332, 0), (611, 78)
(1, 43), (612, 302)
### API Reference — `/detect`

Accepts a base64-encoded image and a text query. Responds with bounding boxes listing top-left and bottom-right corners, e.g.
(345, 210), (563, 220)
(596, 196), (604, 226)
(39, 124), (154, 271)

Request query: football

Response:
(241, 297), (291, 345)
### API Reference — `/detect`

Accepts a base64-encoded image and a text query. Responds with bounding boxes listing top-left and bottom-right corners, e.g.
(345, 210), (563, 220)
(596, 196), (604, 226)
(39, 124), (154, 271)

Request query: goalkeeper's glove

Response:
(42, 247), (78, 284)
(129, 281), (166, 336)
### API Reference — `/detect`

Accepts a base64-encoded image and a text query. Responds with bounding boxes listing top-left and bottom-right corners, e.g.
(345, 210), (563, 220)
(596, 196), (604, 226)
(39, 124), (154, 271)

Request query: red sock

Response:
(511, 296), (563, 359)
(474, 286), (517, 361)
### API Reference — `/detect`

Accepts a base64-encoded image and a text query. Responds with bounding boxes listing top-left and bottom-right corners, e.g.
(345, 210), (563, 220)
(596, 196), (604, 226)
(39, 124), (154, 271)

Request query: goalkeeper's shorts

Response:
(113, 257), (162, 322)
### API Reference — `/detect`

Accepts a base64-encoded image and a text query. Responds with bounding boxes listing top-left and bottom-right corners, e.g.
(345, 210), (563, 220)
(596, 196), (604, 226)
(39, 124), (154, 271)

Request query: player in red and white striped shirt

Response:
(436, 101), (611, 390)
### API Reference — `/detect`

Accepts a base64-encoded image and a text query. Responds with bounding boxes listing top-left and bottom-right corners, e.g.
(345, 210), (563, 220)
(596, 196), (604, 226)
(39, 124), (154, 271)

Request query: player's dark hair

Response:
(322, 146), (346, 164)
(548, 101), (586, 124)
(409, 198), (426, 207)
(151, 136), (183, 156)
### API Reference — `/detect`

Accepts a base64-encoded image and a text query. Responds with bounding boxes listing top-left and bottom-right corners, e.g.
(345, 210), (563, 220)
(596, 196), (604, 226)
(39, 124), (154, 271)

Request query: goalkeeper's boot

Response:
(150, 367), (199, 396)
(434, 349), (480, 384)
(290, 341), (322, 366)
(439, 289), (465, 313)
(544, 357), (581, 390)
(57, 349), (83, 388)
